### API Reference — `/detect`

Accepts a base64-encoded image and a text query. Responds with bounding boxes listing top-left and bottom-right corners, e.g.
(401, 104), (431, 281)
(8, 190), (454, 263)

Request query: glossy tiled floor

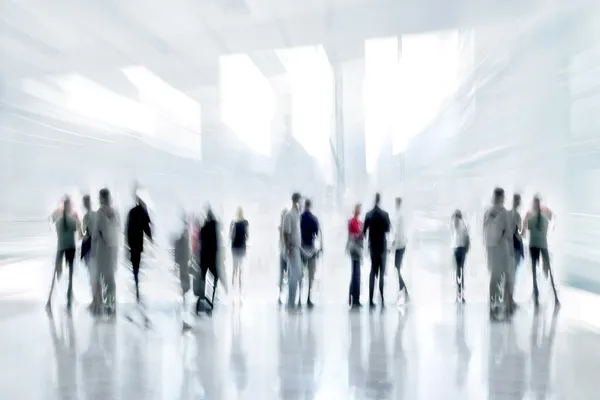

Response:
(0, 248), (599, 399)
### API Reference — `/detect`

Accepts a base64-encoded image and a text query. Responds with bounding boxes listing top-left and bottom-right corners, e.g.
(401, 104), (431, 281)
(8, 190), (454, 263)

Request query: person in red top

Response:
(347, 204), (364, 307)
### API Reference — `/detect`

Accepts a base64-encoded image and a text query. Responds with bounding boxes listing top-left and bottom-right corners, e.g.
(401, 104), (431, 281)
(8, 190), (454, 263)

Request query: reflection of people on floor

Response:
(48, 315), (77, 399)
(366, 314), (392, 398)
(301, 315), (318, 400)
(487, 322), (525, 400)
(530, 311), (558, 400)
(347, 316), (364, 391)
(454, 307), (471, 388)
(393, 312), (409, 399)
(230, 310), (248, 394)
(278, 314), (302, 399)
(80, 320), (117, 400)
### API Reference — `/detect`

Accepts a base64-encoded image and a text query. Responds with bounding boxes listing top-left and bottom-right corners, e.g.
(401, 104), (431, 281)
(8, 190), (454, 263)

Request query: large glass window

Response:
(220, 54), (275, 156)
(276, 45), (334, 180)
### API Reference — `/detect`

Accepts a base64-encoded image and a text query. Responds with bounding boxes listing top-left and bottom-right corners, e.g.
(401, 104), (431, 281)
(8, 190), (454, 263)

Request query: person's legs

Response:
(287, 250), (301, 308)
(349, 258), (361, 306)
(379, 251), (386, 304)
(130, 250), (142, 302)
(369, 252), (379, 306)
(47, 250), (66, 309)
(395, 248), (407, 294)
(278, 255), (287, 302)
(307, 256), (317, 305)
(541, 248), (559, 304)
(454, 247), (466, 300)
(232, 251), (240, 290)
(530, 247), (541, 305)
(65, 248), (76, 307)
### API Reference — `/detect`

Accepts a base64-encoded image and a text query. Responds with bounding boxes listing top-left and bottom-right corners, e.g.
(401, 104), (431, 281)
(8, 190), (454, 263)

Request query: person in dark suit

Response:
(362, 193), (391, 307)
(125, 195), (152, 302)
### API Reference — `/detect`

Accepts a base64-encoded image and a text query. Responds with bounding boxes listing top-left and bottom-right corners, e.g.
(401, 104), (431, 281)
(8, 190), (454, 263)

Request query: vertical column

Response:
(332, 43), (366, 203)
(195, 59), (226, 165)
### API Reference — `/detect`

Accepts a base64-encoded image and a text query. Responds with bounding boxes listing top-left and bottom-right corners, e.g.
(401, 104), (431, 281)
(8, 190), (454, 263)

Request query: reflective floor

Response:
(0, 248), (599, 399)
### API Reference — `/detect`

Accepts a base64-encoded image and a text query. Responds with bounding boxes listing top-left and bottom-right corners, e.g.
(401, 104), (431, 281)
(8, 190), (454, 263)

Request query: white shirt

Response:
(393, 213), (408, 249)
(451, 220), (469, 248)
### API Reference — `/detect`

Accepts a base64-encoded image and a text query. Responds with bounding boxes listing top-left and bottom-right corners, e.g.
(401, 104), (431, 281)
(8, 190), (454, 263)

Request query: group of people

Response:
(49, 187), (252, 317)
(49, 184), (560, 320)
(483, 188), (559, 318)
(339, 188), (558, 317)
(48, 189), (122, 315)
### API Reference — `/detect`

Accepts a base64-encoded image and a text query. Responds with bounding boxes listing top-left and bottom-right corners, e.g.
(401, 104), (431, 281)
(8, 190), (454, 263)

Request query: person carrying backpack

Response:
(484, 187), (513, 318)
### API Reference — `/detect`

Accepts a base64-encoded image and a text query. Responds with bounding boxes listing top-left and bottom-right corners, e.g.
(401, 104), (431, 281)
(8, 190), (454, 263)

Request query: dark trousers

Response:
(130, 250), (142, 301)
(530, 246), (551, 301)
(454, 246), (467, 295)
(369, 250), (386, 304)
(349, 257), (361, 305)
(394, 248), (407, 293)
(56, 248), (76, 304)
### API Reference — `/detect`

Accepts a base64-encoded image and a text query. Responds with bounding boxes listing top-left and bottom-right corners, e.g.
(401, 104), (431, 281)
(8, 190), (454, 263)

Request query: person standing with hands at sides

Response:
(363, 193), (391, 308)
(300, 198), (321, 308)
(484, 187), (513, 319)
(451, 210), (469, 303)
(347, 204), (364, 308)
(46, 196), (82, 313)
(125, 194), (153, 303)
(392, 197), (410, 304)
(230, 207), (249, 303)
(282, 193), (303, 310)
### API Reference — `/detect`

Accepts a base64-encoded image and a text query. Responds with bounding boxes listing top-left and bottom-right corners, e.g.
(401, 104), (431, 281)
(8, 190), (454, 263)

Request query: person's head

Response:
(395, 197), (402, 211)
(354, 203), (362, 217)
(512, 193), (521, 210)
(236, 206), (244, 221)
(533, 195), (541, 213)
(99, 188), (111, 206)
(82, 195), (91, 211)
(304, 198), (312, 212)
(292, 192), (302, 211)
(375, 193), (381, 206)
(492, 187), (505, 206)
(453, 209), (462, 221)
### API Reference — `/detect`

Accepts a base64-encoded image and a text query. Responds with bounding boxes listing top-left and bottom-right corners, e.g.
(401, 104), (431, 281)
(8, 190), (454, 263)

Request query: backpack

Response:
(484, 210), (505, 247)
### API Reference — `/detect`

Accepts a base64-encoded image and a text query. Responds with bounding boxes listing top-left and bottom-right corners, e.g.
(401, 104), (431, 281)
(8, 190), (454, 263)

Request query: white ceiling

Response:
(0, 0), (543, 83)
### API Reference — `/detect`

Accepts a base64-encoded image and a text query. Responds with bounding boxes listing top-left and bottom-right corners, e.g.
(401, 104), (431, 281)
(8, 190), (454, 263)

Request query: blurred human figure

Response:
(509, 193), (523, 311)
(174, 211), (192, 330)
(363, 193), (391, 308)
(282, 193), (303, 310)
(230, 207), (249, 302)
(278, 209), (288, 305)
(524, 195), (559, 308)
(484, 187), (513, 318)
(300, 198), (321, 307)
(125, 194), (153, 302)
(451, 209), (469, 303)
(197, 208), (221, 313)
(46, 196), (82, 312)
(81, 195), (97, 309)
(347, 204), (364, 308)
(92, 188), (120, 315)
(174, 211), (191, 299)
(392, 197), (410, 304)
